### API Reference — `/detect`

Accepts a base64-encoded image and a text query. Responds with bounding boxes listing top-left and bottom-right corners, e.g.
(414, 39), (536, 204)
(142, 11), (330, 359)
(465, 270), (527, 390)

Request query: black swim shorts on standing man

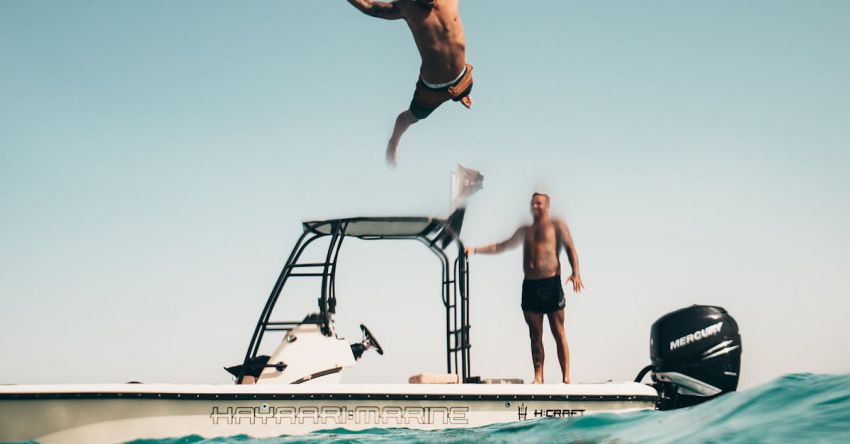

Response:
(521, 275), (566, 313)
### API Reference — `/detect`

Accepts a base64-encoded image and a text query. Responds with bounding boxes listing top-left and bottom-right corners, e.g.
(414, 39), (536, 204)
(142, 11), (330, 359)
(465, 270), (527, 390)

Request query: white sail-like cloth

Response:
(451, 164), (484, 211)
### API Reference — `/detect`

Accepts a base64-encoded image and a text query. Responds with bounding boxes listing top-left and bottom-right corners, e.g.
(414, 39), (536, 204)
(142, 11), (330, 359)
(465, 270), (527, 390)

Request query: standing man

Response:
(345, 0), (473, 168)
(466, 193), (584, 384)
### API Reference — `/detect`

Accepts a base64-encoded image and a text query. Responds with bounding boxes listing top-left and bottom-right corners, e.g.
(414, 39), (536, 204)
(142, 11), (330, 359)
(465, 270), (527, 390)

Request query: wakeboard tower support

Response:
(231, 209), (473, 384)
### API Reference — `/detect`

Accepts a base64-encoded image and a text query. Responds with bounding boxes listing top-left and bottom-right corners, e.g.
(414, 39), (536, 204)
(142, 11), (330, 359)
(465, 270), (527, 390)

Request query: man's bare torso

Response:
(522, 220), (562, 280)
(398, 0), (466, 83)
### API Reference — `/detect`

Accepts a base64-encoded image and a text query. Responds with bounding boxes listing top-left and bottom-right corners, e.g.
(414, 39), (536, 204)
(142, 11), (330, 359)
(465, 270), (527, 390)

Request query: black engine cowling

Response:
(641, 305), (742, 410)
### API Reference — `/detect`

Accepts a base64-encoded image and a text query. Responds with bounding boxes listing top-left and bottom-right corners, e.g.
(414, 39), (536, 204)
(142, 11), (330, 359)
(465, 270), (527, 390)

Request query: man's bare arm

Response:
(347, 0), (404, 20)
(466, 227), (526, 255)
(556, 219), (584, 292)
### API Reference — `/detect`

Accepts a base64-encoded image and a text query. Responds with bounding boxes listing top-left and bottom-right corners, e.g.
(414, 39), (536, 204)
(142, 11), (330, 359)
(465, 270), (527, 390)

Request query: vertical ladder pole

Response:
(449, 253), (459, 377)
(460, 252), (471, 380)
(440, 249), (453, 375)
(319, 222), (344, 335)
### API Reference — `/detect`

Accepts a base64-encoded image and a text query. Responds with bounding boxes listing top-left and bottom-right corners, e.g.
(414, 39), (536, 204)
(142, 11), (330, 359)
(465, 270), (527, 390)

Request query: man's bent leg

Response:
(523, 310), (545, 384)
(547, 309), (570, 383)
(386, 110), (419, 168)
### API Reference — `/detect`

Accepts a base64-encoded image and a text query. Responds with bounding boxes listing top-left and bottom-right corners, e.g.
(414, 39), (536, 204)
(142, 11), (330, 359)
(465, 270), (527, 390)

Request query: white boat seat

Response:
(408, 373), (461, 384)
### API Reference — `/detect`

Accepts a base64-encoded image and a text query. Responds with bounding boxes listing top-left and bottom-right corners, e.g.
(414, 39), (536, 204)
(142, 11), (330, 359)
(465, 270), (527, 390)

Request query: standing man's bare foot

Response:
(532, 369), (544, 384)
(563, 378), (571, 384)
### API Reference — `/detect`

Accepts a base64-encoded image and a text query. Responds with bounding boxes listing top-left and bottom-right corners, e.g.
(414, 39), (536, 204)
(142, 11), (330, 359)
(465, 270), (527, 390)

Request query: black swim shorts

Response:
(409, 64), (474, 119)
(521, 275), (566, 313)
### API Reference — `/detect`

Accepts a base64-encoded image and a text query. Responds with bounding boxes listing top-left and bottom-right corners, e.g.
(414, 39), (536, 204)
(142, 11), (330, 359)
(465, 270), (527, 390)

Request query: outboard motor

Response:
(636, 305), (742, 410)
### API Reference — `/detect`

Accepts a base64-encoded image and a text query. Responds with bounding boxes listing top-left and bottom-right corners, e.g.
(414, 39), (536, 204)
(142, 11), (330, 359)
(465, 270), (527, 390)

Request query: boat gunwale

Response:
(0, 382), (659, 402)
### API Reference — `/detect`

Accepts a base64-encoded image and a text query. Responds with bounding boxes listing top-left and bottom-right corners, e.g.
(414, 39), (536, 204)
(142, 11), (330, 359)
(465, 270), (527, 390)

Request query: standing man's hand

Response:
(567, 273), (584, 292)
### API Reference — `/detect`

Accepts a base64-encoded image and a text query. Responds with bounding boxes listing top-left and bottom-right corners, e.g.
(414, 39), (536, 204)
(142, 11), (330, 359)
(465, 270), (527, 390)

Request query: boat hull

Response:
(0, 383), (657, 443)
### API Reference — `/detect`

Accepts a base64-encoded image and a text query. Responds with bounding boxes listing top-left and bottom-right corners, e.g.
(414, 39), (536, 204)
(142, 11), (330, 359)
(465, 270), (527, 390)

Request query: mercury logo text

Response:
(669, 322), (723, 351)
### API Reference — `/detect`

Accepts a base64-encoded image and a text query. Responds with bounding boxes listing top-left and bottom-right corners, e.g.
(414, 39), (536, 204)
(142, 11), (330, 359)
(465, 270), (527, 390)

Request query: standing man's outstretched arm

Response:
(555, 220), (584, 292)
(347, 0), (404, 20)
(465, 227), (526, 256)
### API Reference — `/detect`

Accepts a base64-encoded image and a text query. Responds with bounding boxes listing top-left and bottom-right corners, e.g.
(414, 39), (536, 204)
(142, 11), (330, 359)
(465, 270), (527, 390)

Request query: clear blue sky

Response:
(1, 1), (848, 388)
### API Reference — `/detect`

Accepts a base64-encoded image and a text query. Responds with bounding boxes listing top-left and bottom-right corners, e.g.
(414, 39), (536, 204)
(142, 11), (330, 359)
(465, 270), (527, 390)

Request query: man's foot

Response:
(385, 138), (399, 169)
(562, 378), (571, 384)
(386, 110), (420, 168)
(532, 372), (544, 384)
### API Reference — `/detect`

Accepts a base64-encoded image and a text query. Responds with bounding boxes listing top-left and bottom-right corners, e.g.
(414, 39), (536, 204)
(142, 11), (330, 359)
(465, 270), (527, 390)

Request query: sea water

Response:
(126, 373), (849, 443)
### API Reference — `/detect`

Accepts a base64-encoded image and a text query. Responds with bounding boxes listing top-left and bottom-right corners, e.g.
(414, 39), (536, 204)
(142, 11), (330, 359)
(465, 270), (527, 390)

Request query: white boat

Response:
(0, 212), (742, 443)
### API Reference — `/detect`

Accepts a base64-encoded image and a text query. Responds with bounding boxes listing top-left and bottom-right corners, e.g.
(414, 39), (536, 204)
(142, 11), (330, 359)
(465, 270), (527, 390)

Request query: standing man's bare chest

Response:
(526, 223), (558, 249)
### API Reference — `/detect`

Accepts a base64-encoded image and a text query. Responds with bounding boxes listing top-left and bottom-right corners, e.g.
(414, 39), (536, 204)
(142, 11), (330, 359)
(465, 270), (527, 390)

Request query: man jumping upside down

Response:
(346, 0), (473, 168)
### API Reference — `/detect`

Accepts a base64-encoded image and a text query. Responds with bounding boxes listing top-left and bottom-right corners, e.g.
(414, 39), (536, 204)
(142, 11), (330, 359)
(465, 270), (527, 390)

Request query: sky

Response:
(1, 1), (849, 390)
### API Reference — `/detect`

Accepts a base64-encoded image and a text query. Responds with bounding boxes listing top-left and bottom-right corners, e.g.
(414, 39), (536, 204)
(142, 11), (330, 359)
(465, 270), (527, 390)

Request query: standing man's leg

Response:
(547, 309), (570, 383)
(386, 110), (420, 168)
(523, 311), (545, 384)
